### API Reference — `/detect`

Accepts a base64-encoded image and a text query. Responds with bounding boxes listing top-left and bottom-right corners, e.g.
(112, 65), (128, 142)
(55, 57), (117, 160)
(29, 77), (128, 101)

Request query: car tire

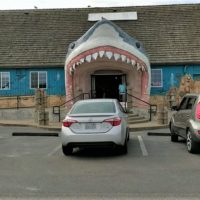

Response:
(118, 136), (128, 155)
(127, 128), (130, 142)
(170, 123), (178, 142)
(186, 130), (198, 153)
(121, 140), (128, 154)
(62, 145), (73, 156)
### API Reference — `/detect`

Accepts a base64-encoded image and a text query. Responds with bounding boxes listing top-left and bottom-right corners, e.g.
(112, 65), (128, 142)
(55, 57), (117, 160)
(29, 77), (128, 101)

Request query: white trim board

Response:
(88, 12), (138, 21)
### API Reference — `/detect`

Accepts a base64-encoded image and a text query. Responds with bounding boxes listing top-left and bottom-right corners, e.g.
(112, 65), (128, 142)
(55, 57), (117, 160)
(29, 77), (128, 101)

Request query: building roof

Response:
(0, 4), (199, 67)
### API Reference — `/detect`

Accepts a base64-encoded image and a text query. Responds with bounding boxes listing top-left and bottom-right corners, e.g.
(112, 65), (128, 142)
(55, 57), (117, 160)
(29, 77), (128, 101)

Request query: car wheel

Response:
(62, 145), (73, 156)
(170, 123), (178, 142)
(186, 130), (198, 153)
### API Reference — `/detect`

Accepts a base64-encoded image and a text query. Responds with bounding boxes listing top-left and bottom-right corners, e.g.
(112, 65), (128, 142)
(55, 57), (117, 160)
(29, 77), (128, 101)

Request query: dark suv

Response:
(170, 94), (200, 153)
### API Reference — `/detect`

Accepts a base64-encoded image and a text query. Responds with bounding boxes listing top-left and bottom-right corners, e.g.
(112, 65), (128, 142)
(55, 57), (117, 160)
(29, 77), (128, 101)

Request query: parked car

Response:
(61, 99), (129, 156)
(170, 93), (200, 153)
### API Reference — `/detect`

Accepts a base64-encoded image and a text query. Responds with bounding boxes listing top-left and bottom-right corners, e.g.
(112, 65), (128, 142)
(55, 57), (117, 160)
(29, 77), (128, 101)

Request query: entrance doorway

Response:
(91, 74), (126, 100)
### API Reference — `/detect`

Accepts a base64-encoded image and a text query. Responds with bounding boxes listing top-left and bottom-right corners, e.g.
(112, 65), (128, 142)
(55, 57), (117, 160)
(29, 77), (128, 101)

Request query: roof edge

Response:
(0, 3), (199, 12)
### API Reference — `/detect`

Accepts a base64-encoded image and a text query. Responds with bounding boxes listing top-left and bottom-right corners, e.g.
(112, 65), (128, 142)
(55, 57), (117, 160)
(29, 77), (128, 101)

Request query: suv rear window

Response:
(70, 102), (116, 114)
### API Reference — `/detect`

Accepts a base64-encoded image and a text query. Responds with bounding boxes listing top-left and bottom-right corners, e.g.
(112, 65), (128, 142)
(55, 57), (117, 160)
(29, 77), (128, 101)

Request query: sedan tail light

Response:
(104, 117), (121, 126)
(195, 102), (200, 119)
(63, 119), (78, 127)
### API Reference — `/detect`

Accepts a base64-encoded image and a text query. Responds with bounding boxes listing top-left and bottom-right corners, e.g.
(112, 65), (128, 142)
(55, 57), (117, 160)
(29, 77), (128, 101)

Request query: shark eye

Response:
(136, 42), (141, 49)
(70, 42), (75, 49)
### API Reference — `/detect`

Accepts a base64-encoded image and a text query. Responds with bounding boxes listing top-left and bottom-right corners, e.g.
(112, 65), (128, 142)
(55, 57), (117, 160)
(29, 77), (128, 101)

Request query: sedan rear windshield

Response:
(70, 102), (116, 114)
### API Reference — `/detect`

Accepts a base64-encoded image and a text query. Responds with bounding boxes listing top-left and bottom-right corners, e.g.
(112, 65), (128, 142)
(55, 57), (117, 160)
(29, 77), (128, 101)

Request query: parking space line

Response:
(138, 135), (148, 156)
(47, 145), (61, 157)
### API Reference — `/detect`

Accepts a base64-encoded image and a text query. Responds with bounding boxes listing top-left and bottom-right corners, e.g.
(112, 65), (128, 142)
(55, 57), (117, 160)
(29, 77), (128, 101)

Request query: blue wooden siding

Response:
(151, 65), (200, 95)
(0, 67), (65, 96)
(1, 65), (200, 97)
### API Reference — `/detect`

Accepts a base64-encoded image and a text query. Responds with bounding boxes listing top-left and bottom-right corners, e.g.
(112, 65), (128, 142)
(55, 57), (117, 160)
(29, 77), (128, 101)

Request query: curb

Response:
(147, 132), (170, 136)
(129, 125), (169, 132)
(0, 122), (61, 131)
(12, 132), (59, 136)
(37, 126), (61, 131)
(1, 122), (169, 132)
(0, 123), (36, 128)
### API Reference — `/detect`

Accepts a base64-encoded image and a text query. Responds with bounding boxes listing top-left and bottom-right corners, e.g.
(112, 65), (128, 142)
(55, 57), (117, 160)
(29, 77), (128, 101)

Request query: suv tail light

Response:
(63, 119), (78, 127)
(195, 103), (200, 119)
(104, 117), (121, 126)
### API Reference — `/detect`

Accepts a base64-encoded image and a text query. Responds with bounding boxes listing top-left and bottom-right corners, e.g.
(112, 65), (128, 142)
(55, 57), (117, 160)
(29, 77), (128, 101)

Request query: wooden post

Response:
(34, 89), (49, 125)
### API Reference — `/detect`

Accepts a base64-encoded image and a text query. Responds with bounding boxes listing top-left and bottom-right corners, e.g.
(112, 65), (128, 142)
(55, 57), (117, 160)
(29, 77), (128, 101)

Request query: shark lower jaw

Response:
(66, 46), (148, 74)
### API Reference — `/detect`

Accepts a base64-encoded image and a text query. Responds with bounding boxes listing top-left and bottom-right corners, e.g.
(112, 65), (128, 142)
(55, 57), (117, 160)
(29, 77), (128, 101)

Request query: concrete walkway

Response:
(0, 119), (169, 132)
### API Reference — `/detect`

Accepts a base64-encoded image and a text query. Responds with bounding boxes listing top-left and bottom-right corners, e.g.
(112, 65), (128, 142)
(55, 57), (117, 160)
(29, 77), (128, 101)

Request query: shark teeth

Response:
(92, 53), (98, 60)
(121, 55), (127, 62)
(80, 58), (85, 63)
(99, 51), (105, 58)
(131, 60), (145, 71)
(131, 60), (136, 66)
(69, 51), (146, 74)
(69, 67), (73, 75)
(72, 64), (76, 70)
(86, 55), (92, 62)
(114, 53), (120, 61)
(105, 51), (113, 59)
(126, 58), (131, 64)
(141, 65), (145, 71)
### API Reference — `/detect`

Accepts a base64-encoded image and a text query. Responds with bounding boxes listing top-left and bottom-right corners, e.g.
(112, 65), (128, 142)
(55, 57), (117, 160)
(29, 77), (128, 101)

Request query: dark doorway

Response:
(91, 75), (123, 99)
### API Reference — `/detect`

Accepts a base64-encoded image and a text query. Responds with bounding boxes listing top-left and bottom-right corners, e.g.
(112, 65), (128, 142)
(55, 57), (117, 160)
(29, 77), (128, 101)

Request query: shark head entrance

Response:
(65, 18), (151, 110)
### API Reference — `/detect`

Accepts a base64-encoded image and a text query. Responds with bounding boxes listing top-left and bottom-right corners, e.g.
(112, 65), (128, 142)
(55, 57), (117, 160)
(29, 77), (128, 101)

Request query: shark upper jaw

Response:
(65, 21), (150, 75)
(65, 45), (149, 75)
(64, 20), (151, 103)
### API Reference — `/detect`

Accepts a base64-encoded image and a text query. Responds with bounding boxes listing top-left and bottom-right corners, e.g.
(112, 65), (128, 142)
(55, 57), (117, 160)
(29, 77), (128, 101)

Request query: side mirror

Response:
(171, 105), (178, 111)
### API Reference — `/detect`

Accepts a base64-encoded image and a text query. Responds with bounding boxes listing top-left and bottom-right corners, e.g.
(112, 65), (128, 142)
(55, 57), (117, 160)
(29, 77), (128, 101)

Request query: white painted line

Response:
(26, 186), (40, 192)
(138, 135), (148, 156)
(5, 154), (20, 158)
(47, 145), (61, 157)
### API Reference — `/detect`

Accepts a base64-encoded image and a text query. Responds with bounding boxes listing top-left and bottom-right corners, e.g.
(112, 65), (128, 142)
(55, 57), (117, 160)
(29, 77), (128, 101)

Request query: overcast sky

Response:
(0, 0), (200, 10)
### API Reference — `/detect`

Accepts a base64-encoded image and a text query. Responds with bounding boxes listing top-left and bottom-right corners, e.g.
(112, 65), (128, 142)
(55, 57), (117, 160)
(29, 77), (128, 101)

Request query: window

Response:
(186, 97), (196, 109)
(70, 101), (116, 114)
(179, 97), (188, 110)
(30, 71), (47, 89)
(151, 69), (163, 87)
(0, 72), (10, 90)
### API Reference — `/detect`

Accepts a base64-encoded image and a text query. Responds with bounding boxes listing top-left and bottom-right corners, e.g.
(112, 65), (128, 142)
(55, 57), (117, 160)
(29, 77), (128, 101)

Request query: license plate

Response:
(85, 123), (96, 130)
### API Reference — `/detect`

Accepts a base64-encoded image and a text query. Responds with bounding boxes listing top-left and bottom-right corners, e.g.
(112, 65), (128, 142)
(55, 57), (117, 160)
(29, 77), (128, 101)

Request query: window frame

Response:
(151, 69), (163, 88)
(30, 71), (47, 89)
(179, 97), (188, 110)
(0, 72), (10, 90)
(186, 97), (197, 110)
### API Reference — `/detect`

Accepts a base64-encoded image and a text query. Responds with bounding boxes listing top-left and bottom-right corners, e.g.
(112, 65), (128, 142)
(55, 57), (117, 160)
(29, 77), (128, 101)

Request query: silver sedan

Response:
(61, 99), (129, 156)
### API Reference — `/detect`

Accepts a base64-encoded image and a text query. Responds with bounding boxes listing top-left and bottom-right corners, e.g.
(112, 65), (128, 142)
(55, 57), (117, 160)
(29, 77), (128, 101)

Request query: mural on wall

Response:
(167, 74), (200, 107)
(65, 18), (151, 108)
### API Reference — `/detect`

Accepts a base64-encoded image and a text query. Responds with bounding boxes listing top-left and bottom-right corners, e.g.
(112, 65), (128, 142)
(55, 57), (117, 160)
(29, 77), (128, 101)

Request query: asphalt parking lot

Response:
(0, 126), (200, 199)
